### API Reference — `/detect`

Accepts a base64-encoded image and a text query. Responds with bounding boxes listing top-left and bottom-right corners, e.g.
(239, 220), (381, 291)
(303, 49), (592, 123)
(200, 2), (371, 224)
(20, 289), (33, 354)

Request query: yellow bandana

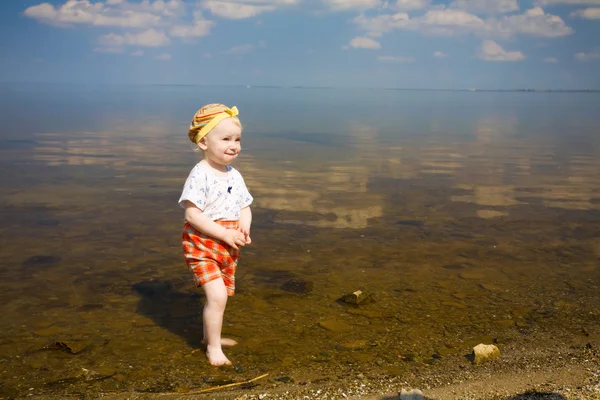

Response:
(188, 103), (239, 144)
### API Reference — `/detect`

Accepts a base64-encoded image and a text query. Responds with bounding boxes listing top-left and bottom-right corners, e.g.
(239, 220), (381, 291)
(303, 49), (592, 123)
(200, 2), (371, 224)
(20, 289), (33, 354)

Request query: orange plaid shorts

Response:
(182, 221), (240, 296)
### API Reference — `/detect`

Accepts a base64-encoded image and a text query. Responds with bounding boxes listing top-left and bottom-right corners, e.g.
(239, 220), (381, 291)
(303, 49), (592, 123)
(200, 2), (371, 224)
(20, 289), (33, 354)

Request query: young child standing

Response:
(179, 103), (253, 366)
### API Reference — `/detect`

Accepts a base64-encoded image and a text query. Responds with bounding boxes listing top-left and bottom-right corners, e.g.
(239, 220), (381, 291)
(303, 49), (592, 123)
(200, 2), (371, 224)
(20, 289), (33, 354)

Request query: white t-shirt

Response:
(178, 162), (253, 221)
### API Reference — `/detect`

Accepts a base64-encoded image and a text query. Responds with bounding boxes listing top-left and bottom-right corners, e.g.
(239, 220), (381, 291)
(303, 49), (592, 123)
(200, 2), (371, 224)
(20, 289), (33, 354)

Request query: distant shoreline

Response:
(1, 82), (599, 93)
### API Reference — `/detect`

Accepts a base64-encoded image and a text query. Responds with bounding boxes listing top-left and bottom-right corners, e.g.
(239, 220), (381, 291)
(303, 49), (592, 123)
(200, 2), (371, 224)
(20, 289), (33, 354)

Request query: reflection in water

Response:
(250, 164), (383, 229)
(0, 87), (599, 398)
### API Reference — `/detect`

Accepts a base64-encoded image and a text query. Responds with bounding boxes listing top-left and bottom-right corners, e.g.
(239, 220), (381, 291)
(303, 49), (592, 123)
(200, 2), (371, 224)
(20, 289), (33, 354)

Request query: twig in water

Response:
(188, 373), (269, 394)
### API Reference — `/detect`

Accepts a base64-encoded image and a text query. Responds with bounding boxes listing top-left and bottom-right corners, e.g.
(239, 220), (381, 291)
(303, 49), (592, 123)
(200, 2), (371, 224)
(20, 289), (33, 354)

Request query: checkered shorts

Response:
(182, 221), (240, 296)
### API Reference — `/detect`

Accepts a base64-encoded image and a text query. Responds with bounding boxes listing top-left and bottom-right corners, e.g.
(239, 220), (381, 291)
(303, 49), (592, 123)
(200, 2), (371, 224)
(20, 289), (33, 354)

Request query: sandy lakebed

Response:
(17, 325), (600, 400)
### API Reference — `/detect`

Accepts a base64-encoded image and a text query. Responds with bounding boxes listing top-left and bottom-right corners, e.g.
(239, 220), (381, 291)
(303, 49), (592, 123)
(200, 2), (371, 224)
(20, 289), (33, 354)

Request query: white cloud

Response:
(224, 44), (255, 54)
(170, 11), (213, 37)
(353, 6), (573, 38)
(488, 7), (574, 37)
(202, 1), (276, 18)
(570, 7), (600, 18)
(354, 9), (486, 36)
(434, 51), (447, 57)
(353, 13), (410, 34)
(391, 0), (429, 11)
(156, 53), (172, 60)
(23, 0), (176, 28)
(131, 50), (144, 56)
(349, 36), (382, 49)
(378, 55), (415, 62)
(543, 57), (558, 62)
(477, 40), (525, 61)
(24, 0), (216, 55)
(450, 0), (519, 14)
(202, 0), (296, 18)
(419, 8), (487, 36)
(97, 29), (170, 52)
(170, 20), (212, 36)
(536, 0), (600, 5)
(575, 51), (600, 60)
(324, 0), (381, 11)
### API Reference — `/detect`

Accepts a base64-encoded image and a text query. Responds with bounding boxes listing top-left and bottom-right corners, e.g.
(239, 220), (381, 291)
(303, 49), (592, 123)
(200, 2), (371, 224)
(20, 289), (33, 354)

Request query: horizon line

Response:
(1, 81), (599, 93)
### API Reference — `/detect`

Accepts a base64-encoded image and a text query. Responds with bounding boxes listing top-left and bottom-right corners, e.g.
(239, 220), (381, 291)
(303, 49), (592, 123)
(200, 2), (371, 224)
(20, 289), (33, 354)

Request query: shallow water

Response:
(0, 84), (599, 397)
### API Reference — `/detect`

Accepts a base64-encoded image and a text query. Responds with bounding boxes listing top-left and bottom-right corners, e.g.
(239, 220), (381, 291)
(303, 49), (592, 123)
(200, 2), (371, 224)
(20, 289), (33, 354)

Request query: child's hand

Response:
(238, 227), (252, 245)
(223, 229), (247, 249)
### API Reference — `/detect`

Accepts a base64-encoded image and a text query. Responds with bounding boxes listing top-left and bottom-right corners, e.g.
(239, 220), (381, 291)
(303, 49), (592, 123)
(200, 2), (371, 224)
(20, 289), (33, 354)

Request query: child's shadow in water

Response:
(132, 280), (204, 348)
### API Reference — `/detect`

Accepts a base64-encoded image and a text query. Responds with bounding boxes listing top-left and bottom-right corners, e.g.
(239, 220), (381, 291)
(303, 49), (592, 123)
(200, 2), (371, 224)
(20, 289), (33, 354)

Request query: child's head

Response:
(188, 103), (243, 168)
(188, 103), (242, 146)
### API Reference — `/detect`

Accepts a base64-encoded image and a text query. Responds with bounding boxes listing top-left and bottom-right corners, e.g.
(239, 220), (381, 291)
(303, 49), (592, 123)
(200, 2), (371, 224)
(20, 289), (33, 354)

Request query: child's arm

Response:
(238, 206), (252, 244)
(184, 201), (246, 249)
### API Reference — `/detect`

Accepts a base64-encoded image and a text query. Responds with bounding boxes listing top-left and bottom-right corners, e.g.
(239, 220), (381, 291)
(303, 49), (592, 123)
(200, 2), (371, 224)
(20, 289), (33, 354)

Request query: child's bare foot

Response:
(206, 345), (232, 366)
(202, 338), (238, 347)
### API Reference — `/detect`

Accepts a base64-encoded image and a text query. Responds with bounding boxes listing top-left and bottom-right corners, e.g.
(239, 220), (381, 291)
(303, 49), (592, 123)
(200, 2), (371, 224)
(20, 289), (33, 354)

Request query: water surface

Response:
(0, 83), (599, 397)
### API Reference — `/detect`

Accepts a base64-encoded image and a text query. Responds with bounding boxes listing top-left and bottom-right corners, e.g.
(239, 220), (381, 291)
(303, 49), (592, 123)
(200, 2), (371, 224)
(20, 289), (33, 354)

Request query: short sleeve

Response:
(178, 166), (208, 210)
(236, 172), (253, 209)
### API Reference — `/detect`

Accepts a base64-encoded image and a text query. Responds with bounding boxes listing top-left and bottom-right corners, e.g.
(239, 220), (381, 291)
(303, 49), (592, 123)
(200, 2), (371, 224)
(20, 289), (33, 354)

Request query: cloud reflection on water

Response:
(26, 108), (600, 227)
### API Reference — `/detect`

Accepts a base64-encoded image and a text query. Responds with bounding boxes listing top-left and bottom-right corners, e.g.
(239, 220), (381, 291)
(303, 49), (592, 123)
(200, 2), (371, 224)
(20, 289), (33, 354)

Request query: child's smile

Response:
(199, 118), (242, 171)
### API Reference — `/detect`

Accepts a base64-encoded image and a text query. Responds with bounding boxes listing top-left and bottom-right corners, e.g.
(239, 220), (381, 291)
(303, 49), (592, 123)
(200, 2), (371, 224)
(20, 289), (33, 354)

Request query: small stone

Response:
(472, 343), (500, 364)
(234, 364), (244, 373)
(280, 279), (313, 294)
(400, 388), (424, 399)
(51, 340), (92, 354)
(339, 290), (373, 305)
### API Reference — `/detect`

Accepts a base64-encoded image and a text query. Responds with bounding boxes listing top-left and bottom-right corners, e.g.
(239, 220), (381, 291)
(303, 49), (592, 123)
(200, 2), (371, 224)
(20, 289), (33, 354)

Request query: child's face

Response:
(199, 118), (242, 170)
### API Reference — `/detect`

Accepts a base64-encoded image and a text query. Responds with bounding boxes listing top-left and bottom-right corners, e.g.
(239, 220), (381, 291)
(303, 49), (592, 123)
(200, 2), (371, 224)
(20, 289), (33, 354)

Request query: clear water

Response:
(0, 83), (599, 397)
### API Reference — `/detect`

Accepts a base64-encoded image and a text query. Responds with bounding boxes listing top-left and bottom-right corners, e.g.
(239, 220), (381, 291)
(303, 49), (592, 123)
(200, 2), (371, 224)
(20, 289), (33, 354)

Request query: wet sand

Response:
(13, 310), (600, 400)
(24, 337), (600, 400)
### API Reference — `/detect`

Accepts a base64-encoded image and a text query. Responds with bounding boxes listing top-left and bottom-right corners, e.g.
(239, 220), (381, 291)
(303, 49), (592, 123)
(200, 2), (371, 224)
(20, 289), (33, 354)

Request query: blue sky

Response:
(2, 0), (599, 89)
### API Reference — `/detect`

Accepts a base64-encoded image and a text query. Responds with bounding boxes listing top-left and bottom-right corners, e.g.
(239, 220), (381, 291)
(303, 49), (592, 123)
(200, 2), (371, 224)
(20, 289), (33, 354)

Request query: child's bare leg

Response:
(201, 280), (238, 347)
(202, 279), (232, 366)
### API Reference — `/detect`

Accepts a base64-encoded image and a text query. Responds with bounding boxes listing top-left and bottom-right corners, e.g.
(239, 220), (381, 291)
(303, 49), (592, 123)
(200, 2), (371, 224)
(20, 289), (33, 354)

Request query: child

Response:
(179, 103), (253, 366)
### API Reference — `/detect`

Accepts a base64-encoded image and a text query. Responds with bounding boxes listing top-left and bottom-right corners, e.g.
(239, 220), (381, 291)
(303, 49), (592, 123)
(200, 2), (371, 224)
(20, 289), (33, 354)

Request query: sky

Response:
(1, 0), (600, 89)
